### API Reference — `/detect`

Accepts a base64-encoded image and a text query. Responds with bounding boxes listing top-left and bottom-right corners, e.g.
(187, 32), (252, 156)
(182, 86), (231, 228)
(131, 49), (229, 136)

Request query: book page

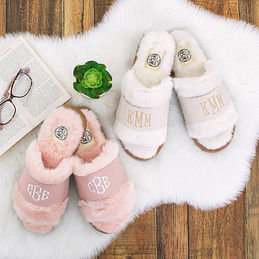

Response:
(0, 36), (71, 156)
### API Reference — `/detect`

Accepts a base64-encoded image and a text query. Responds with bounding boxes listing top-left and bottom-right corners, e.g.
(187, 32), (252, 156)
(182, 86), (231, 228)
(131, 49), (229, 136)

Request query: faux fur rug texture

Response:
(0, 0), (259, 258)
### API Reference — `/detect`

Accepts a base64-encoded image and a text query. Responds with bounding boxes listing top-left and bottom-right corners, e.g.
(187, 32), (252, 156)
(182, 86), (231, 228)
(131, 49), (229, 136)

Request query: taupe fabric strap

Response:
(178, 83), (232, 124)
(116, 96), (170, 132)
(74, 157), (127, 202)
(18, 168), (69, 207)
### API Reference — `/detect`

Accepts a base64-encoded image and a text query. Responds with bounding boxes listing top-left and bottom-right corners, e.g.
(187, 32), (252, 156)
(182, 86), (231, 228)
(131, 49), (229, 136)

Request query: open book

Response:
(0, 36), (71, 156)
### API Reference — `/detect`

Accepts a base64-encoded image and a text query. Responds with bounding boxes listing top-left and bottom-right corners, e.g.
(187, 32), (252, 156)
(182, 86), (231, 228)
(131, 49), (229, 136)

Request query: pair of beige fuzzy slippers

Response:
(12, 105), (135, 234)
(113, 30), (239, 161)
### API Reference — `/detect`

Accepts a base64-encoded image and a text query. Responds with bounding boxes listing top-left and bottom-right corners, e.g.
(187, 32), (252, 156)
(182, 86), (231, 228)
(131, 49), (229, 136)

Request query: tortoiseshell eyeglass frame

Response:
(0, 68), (32, 126)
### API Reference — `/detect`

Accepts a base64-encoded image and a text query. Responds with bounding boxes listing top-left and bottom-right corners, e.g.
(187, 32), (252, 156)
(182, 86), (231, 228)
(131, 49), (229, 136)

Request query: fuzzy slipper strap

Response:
(121, 69), (173, 107)
(174, 61), (221, 98)
(73, 140), (127, 201)
(174, 61), (238, 138)
(74, 157), (127, 202)
(114, 69), (172, 146)
(17, 168), (69, 207)
(116, 95), (170, 132)
(25, 141), (73, 185)
(17, 140), (71, 207)
(179, 82), (232, 124)
(73, 140), (119, 176)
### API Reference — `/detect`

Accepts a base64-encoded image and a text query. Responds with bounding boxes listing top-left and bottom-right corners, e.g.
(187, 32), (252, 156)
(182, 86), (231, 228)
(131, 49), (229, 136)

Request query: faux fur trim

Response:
(187, 103), (239, 138)
(22, 222), (56, 234)
(197, 127), (234, 150)
(73, 140), (119, 177)
(115, 68), (172, 147)
(113, 119), (167, 146)
(25, 141), (73, 184)
(37, 106), (85, 169)
(12, 183), (68, 234)
(76, 108), (106, 162)
(123, 141), (160, 159)
(173, 61), (222, 98)
(79, 181), (135, 233)
(121, 69), (173, 107)
(133, 30), (176, 87)
(81, 108), (106, 145)
(171, 30), (207, 78)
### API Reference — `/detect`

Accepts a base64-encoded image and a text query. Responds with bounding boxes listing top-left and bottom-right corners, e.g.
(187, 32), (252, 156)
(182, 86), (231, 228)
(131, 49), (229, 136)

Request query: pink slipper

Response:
(12, 105), (86, 234)
(73, 108), (136, 234)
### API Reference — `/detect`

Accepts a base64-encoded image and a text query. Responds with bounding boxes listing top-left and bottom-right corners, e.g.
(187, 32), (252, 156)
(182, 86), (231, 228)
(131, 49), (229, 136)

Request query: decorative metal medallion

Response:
(178, 49), (192, 63)
(54, 126), (68, 140)
(81, 129), (93, 144)
(147, 53), (161, 67)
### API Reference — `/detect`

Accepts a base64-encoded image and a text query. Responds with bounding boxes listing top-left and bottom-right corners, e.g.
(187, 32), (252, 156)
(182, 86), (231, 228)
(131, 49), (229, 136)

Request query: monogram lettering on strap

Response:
(18, 169), (69, 207)
(87, 176), (110, 195)
(75, 157), (127, 202)
(179, 83), (232, 124)
(27, 184), (50, 201)
(116, 96), (170, 132)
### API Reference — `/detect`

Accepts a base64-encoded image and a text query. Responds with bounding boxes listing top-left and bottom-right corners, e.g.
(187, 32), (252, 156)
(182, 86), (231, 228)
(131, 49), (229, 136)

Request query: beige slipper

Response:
(113, 31), (175, 160)
(171, 30), (238, 152)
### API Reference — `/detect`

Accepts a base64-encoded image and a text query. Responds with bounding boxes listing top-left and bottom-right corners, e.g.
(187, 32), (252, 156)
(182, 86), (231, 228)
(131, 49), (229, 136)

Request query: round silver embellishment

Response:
(147, 53), (161, 67)
(81, 129), (93, 144)
(54, 126), (68, 140)
(178, 49), (192, 63)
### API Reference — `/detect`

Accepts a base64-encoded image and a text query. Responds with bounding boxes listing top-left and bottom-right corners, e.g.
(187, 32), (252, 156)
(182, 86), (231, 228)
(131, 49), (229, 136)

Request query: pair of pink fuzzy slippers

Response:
(12, 105), (135, 234)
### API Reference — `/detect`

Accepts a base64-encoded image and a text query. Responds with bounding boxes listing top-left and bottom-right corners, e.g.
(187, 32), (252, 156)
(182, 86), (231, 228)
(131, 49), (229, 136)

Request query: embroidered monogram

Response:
(179, 83), (232, 124)
(88, 176), (110, 194)
(18, 169), (69, 207)
(127, 110), (152, 128)
(27, 184), (50, 201)
(116, 96), (170, 132)
(54, 126), (68, 140)
(74, 157), (127, 201)
(200, 93), (225, 116)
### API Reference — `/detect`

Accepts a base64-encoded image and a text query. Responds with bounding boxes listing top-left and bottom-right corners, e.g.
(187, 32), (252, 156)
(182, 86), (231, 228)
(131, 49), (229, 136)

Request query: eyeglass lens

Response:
(0, 101), (15, 125)
(12, 72), (32, 98)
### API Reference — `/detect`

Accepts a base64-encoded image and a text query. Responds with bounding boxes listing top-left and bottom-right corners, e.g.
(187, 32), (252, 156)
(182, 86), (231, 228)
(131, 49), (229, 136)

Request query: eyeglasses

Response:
(0, 68), (32, 126)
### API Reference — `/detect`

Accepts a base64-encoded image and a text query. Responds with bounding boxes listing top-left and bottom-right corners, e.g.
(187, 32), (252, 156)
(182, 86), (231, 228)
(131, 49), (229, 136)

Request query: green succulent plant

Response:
(73, 61), (112, 99)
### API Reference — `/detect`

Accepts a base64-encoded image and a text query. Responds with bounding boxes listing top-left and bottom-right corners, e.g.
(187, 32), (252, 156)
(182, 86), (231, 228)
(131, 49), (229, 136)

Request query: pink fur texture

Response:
(38, 106), (85, 168)
(73, 140), (119, 177)
(79, 181), (136, 234)
(74, 108), (136, 234)
(76, 109), (106, 162)
(12, 183), (68, 234)
(13, 105), (85, 234)
(26, 141), (73, 184)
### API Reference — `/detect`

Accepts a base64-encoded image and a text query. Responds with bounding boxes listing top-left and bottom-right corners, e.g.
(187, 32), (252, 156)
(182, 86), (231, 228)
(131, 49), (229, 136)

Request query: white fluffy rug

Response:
(0, 0), (259, 258)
